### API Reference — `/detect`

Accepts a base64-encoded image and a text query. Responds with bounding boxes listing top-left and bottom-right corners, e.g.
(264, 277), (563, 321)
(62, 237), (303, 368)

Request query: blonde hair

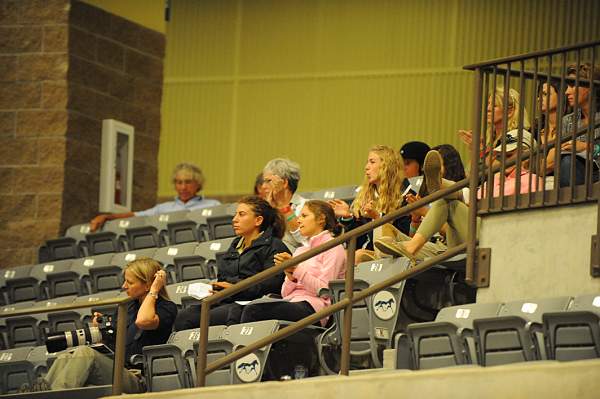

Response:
(487, 87), (531, 143)
(124, 257), (170, 300)
(352, 145), (404, 217)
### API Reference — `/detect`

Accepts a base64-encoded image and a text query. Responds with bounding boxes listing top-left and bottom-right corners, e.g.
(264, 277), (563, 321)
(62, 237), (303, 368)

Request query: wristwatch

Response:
(148, 291), (159, 299)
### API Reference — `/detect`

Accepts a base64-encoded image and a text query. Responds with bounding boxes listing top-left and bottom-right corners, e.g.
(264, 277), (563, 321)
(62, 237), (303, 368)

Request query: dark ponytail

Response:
(238, 195), (286, 239)
(304, 200), (343, 237)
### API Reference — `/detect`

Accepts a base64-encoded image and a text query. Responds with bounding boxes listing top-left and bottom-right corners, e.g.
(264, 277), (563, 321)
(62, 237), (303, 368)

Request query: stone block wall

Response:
(0, 0), (164, 268)
(0, 0), (70, 266)
(65, 0), (164, 228)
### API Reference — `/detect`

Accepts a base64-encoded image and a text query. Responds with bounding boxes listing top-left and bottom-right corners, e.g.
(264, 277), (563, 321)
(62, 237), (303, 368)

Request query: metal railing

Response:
(195, 177), (470, 386)
(464, 40), (600, 214)
(0, 296), (133, 395)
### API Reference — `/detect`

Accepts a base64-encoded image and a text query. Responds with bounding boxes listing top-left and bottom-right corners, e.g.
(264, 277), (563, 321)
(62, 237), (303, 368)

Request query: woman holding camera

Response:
(41, 258), (177, 393)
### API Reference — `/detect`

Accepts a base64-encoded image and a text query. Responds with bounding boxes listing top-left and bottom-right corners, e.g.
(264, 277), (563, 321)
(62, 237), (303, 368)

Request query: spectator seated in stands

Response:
(458, 87), (530, 170)
(240, 200), (346, 326)
(534, 77), (568, 179)
(90, 163), (221, 231)
(328, 145), (408, 264)
(39, 258), (177, 393)
(559, 62), (600, 188)
(377, 132), (539, 263)
(174, 196), (290, 331)
(379, 143), (467, 259)
(261, 158), (306, 251)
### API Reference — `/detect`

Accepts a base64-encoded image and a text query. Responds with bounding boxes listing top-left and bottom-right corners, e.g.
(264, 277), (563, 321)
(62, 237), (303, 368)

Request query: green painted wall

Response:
(160, 0), (600, 197)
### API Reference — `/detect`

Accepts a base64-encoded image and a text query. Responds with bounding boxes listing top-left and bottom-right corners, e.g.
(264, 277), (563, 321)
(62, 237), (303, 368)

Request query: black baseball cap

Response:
(400, 141), (431, 169)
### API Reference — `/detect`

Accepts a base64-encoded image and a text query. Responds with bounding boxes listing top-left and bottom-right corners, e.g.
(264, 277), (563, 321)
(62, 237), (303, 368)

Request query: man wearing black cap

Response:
(399, 141), (431, 178)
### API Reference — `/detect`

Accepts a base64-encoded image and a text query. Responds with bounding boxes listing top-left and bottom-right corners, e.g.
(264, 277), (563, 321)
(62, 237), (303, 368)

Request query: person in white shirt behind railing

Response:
(89, 163), (221, 232)
(559, 62), (600, 187)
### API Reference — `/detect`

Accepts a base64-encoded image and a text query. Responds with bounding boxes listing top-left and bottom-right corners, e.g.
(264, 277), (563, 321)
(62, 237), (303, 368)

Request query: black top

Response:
(125, 297), (178, 363)
(217, 227), (290, 301)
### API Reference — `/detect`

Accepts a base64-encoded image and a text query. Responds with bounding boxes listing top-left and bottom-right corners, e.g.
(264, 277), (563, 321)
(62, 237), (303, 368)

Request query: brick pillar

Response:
(0, 0), (164, 268)
(0, 0), (69, 266)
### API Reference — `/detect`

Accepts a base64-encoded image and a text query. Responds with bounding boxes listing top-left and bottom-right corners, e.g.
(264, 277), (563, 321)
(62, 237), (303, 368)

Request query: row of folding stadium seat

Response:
(0, 238), (235, 305)
(38, 203), (239, 263)
(395, 293), (600, 370)
(36, 185), (359, 264)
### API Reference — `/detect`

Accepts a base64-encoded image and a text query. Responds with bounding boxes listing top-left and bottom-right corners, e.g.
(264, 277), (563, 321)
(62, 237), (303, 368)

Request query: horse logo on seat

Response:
(372, 291), (396, 321)
(235, 353), (261, 383)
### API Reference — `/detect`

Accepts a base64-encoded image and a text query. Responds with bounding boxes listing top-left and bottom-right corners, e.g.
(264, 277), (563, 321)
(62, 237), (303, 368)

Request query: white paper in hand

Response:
(187, 282), (213, 300)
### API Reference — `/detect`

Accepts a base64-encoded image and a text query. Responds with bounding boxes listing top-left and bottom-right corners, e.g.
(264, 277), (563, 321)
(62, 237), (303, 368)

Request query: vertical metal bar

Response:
(340, 236), (356, 376)
(515, 60), (525, 209)
(542, 55), (552, 205)
(480, 71), (490, 212)
(554, 53), (567, 205)
(195, 301), (211, 387)
(499, 64), (511, 209)
(487, 67), (498, 208)
(529, 57), (539, 205)
(111, 302), (128, 395)
(586, 46), (596, 199)
(570, 51), (581, 201)
(467, 68), (484, 285)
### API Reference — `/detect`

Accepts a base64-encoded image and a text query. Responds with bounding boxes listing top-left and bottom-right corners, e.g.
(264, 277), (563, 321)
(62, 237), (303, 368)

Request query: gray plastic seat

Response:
(403, 302), (502, 370)
(174, 255), (215, 282)
(142, 326), (227, 391)
(194, 237), (235, 278)
(543, 293), (600, 361)
(354, 256), (411, 366)
(124, 225), (164, 251)
(3, 265), (41, 304)
(70, 253), (115, 295)
(89, 249), (156, 293)
(473, 296), (571, 366)
(64, 223), (92, 243)
(310, 185), (358, 202)
(166, 220), (202, 245)
(188, 204), (236, 241)
(84, 231), (123, 256)
(165, 279), (210, 309)
(72, 290), (127, 325)
(39, 237), (81, 262)
(29, 260), (82, 299)
(153, 242), (198, 283)
(0, 346), (35, 393)
(318, 278), (371, 373)
(214, 320), (280, 384)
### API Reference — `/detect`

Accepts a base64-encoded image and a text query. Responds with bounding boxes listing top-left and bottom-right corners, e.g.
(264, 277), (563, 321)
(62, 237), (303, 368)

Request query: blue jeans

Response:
(559, 155), (599, 187)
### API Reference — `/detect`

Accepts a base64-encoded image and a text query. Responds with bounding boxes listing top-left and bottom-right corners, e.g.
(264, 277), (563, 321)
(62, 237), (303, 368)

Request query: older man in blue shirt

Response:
(90, 163), (220, 231)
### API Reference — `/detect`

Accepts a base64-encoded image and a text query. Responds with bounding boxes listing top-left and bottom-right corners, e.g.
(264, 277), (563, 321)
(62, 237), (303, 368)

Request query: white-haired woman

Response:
(261, 158), (306, 251)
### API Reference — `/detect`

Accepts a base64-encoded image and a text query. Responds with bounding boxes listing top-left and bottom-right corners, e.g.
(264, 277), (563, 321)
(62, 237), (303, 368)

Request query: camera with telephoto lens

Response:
(45, 315), (116, 353)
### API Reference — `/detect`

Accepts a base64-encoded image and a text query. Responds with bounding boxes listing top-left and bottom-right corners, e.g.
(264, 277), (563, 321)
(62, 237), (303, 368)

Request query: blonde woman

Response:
(328, 145), (408, 263)
(459, 87), (531, 168)
(38, 258), (177, 393)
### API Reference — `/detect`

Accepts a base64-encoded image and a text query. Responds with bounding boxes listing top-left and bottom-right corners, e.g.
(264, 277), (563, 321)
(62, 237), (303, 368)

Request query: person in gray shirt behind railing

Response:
(559, 63), (600, 187)
(89, 162), (221, 231)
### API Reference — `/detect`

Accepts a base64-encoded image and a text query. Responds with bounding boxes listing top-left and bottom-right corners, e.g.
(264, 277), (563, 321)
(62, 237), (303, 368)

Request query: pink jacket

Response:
(479, 169), (542, 198)
(281, 230), (346, 326)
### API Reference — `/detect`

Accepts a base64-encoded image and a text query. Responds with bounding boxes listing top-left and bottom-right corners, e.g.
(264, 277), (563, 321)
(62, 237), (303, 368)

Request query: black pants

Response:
(174, 302), (243, 331)
(240, 300), (315, 324)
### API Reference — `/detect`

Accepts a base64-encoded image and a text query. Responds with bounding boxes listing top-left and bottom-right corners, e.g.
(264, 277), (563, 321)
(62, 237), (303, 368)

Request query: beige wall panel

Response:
(161, 0), (600, 197)
(165, 0), (237, 77)
(159, 82), (234, 196)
